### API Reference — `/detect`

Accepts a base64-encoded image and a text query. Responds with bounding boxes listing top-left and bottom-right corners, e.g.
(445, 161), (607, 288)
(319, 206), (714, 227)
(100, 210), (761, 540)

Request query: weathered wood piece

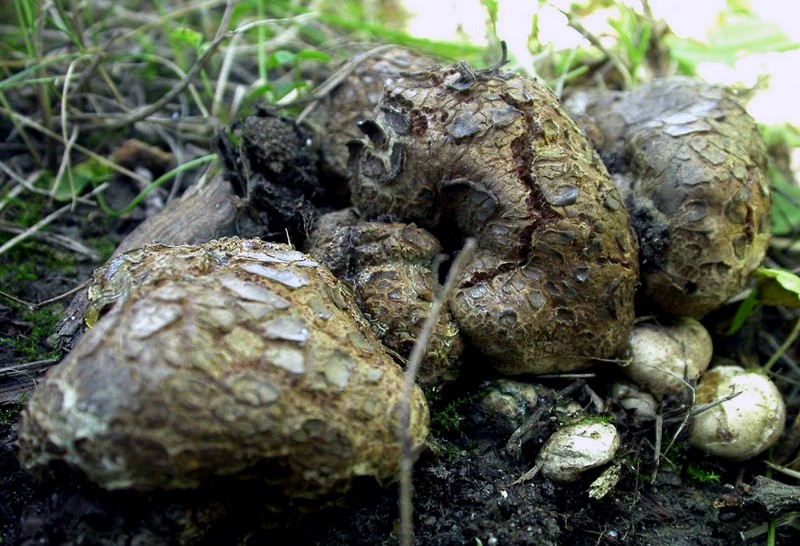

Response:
(714, 475), (800, 521)
(0, 175), (239, 404)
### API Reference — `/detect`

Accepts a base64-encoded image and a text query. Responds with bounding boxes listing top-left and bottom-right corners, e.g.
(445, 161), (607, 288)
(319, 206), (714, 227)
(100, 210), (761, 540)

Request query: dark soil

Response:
(0, 375), (793, 546)
(0, 279), (797, 546)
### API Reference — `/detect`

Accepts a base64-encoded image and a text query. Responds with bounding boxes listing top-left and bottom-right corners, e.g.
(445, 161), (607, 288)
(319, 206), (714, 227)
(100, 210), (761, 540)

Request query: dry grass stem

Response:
(0, 222), (100, 260)
(0, 182), (109, 258)
(764, 316), (800, 372)
(398, 238), (476, 546)
(297, 43), (395, 125)
(0, 106), (148, 184)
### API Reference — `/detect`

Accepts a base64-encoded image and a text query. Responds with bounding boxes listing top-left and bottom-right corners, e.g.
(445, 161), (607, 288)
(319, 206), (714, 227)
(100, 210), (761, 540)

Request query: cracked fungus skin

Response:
(18, 238), (429, 496)
(306, 208), (463, 387)
(349, 64), (638, 375)
(567, 77), (771, 317)
(304, 47), (435, 181)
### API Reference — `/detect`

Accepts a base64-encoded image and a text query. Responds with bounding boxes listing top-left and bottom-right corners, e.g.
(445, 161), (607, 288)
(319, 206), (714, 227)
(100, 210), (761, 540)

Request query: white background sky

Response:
(398, 0), (800, 127)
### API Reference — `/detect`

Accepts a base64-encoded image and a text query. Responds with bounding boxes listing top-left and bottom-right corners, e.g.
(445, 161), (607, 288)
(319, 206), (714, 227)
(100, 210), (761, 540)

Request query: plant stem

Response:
(764, 315), (800, 372)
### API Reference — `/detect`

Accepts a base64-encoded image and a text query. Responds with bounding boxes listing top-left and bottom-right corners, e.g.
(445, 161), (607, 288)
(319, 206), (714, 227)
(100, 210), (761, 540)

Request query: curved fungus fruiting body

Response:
(18, 238), (429, 496)
(303, 47), (435, 183)
(306, 208), (463, 386)
(567, 77), (771, 317)
(349, 64), (639, 374)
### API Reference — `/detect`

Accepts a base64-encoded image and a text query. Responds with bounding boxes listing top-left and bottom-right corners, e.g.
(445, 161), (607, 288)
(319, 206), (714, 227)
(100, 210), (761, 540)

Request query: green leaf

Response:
(667, 37), (734, 74)
(753, 268), (800, 308)
(708, 19), (796, 55)
(295, 49), (331, 63)
(169, 26), (204, 50)
(727, 288), (759, 335)
(267, 49), (296, 69)
(770, 167), (800, 236)
(52, 158), (115, 202)
(728, 267), (800, 334)
(667, 17), (799, 73)
(761, 124), (800, 149)
(480, 0), (499, 24)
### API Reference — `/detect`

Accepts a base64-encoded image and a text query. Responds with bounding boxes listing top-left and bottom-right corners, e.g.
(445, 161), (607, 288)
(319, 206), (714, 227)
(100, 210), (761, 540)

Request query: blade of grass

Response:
(763, 316), (800, 372)
(0, 103), (148, 184)
(0, 182), (109, 258)
(94, 154), (217, 217)
(0, 90), (42, 166)
(57, 55), (88, 208)
(104, 9), (310, 130)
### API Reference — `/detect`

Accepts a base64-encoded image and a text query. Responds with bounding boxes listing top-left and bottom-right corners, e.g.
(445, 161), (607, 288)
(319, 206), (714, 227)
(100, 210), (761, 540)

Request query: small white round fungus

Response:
(538, 421), (620, 483)
(622, 318), (713, 400)
(611, 382), (657, 421)
(689, 365), (786, 461)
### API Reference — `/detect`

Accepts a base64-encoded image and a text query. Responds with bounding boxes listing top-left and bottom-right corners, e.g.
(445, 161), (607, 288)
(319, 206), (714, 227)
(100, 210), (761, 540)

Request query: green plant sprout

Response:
(430, 391), (485, 436)
(685, 463), (721, 485)
(0, 395), (27, 426)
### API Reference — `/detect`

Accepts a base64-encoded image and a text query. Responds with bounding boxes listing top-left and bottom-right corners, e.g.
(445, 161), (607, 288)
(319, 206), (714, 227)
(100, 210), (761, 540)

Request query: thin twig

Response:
(0, 289), (35, 310)
(398, 238), (476, 546)
(0, 161), (50, 203)
(552, 3), (632, 88)
(0, 105), (148, 184)
(213, 30), (241, 118)
(0, 222), (100, 260)
(36, 279), (92, 308)
(0, 90), (43, 166)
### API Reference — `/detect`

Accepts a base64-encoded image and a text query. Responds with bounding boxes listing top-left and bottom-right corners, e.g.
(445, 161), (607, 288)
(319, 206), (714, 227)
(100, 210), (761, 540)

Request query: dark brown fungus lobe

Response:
(18, 238), (428, 496)
(349, 64), (639, 375)
(306, 209), (463, 387)
(567, 77), (771, 317)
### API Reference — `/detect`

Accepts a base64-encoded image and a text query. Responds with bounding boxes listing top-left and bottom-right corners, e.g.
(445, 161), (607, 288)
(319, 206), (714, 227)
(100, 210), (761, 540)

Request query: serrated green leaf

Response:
(709, 19), (796, 55)
(667, 17), (799, 74)
(170, 26), (204, 50)
(753, 268), (800, 307)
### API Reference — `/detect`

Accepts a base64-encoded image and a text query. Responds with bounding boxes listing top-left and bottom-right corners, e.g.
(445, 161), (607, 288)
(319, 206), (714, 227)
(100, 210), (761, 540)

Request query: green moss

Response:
(9, 260), (37, 282)
(0, 302), (63, 361)
(0, 395), (26, 426)
(87, 237), (117, 262)
(2, 189), (49, 229)
(685, 463), (721, 485)
(0, 239), (78, 284)
(561, 413), (616, 427)
(428, 390), (484, 437)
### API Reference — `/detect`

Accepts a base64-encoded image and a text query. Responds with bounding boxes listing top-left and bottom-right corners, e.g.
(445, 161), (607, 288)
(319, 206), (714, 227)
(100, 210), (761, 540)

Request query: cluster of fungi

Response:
(17, 46), (777, 500)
